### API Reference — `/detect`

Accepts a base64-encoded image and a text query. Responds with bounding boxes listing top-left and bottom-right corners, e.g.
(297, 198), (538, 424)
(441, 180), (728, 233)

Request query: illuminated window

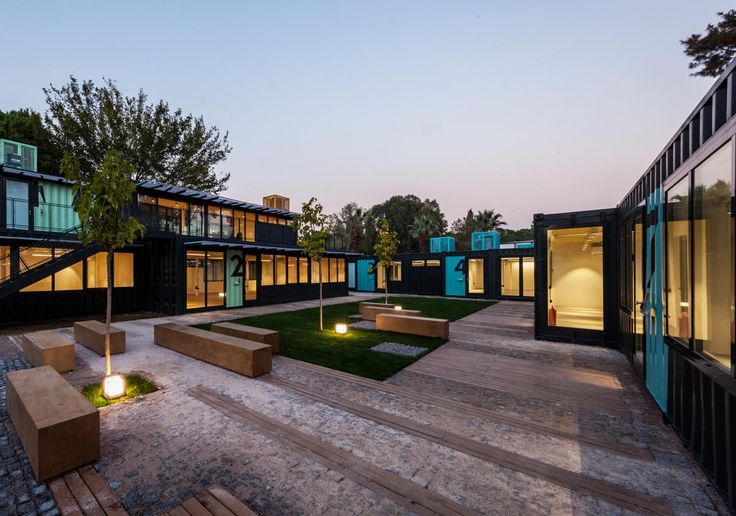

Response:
(276, 255), (287, 285)
(547, 227), (603, 331)
(501, 258), (520, 296)
(299, 257), (309, 283)
(337, 259), (346, 282)
(468, 258), (484, 294)
(87, 252), (108, 288)
(330, 258), (338, 283)
(54, 255), (83, 291)
(207, 206), (221, 238)
(113, 253), (134, 287)
(412, 260), (425, 267)
(287, 256), (298, 284)
(189, 205), (204, 237)
(19, 247), (53, 292)
(245, 212), (256, 241)
(234, 211), (245, 240)
(278, 218), (287, 225)
(158, 198), (182, 234)
(221, 208), (234, 239)
(377, 264), (386, 289)
(258, 214), (268, 223)
(311, 259), (320, 283)
(261, 255), (274, 286)
(245, 255), (257, 301)
(522, 257), (535, 297)
(321, 257), (329, 283)
(186, 250), (205, 309)
(268, 216), (278, 224)
(426, 259), (441, 267)
(693, 143), (732, 368)
(665, 177), (690, 342)
(389, 261), (401, 281)
(206, 252), (225, 307)
(0, 246), (9, 283)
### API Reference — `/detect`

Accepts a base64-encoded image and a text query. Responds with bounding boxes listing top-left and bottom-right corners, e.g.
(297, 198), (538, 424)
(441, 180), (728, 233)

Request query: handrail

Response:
(0, 224), (84, 282)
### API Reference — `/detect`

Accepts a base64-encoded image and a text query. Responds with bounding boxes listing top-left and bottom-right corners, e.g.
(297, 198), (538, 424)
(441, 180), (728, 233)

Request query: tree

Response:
(363, 195), (446, 253)
(474, 209), (507, 232)
(293, 197), (330, 330)
(450, 209), (476, 250)
(61, 150), (145, 379)
(0, 109), (63, 172)
(409, 209), (442, 253)
(501, 227), (534, 243)
(329, 202), (365, 252)
(372, 219), (399, 304)
(682, 10), (736, 77)
(45, 77), (231, 191)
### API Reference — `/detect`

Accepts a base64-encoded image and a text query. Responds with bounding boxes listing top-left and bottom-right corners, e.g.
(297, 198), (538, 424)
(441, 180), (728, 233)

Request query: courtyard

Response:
(0, 294), (727, 515)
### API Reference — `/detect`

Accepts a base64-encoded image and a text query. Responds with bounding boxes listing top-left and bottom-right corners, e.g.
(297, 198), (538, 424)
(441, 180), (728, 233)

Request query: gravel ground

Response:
(370, 342), (427, 357)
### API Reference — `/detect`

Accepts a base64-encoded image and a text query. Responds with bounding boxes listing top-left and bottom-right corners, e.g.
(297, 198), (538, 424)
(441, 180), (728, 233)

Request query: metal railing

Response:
(4, 197), (80, 233)
(0, 224), (83, 284)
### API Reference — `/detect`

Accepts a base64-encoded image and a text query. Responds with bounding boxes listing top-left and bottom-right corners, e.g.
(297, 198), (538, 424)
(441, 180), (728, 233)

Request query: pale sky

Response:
(1, 1), (728, 227)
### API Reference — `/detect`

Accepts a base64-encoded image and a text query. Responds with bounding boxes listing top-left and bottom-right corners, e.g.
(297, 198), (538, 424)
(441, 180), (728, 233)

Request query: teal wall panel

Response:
(34, 181), (79, 232)
(445, 256), (465, 296)
(226, 250), (244, 308)
(356, 259), (375, 292)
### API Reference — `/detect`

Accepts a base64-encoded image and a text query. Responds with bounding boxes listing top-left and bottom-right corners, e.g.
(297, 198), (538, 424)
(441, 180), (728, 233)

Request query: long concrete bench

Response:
(74, 320), (126, 356)
(363, 305), (421, 322)
(154, 323), (272, 377)
(211, 322), (280, 354)
(376, 314), (450, 339)
(358, 301), (397, 315)
(6, 366), (99, 481)
(21, 331), (74, 373)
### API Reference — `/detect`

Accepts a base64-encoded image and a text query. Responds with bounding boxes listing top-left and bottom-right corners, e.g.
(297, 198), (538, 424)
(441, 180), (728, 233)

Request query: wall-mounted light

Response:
(335, 323), (348, 335)
(218, 292), (226, 298)
(102, 374), (126, 400)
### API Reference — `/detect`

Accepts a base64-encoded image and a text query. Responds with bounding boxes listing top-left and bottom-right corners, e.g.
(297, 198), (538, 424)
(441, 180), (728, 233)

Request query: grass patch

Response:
(195, 296), (493, 380)
(81, 374), (159, 408)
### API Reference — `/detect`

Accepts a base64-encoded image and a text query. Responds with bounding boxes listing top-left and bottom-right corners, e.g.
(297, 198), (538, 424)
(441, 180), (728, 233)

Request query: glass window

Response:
(522, 257), (535, 297)
(412, 260), (425, 267)
(299, 257), (309, 283)
(501, 258), (520, 296)
(311, 259), (320, 283)
(338, 259), (346, 282)
(330, 258), (338, 283)
(186, 250), (206, 309)
(246, 212), (256, 242)
(547, 227), (604, 330)
(426, 259), (441, 267)
(693, 143), (732, 368)
(87, 252), (108, 288)
(158, 198), (182, 233)
(207, 206), (221, 238)
(276, 255), (287, 285)
(666, 177), (691, 342)
(221, 208), (234, 239)
(377, 264), (386, 289)
(468, 258), (484, 294)
(321, 257), (329, 283)
(114, 253), (134, 287)
(206, 251), (225, 307)
(0, 245), (9, 283)
(245, 255), (257, 301)
(288, 256), (298, 284)
(261, 254), (274, 286)
(54, 252), (83, 291)
(389, 261), (402, 281)
(269, 216), (278, 224)
(19, 247), (53, 291)
(234, 211), (245, 240)
(190, 205), (204, 237)
(258, 214), (268, 223)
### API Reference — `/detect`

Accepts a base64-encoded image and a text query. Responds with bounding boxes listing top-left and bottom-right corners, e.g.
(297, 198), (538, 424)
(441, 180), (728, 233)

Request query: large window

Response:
(547, 227), (604, 330)
(186, 250), (205, 309)
(501, 258), (520, 296)
(665, 177), (690, 342)
(221, 209), (234, 239)
(113, 253), (134, 287)
(207, 206), (221, 238)
(338, 259), (346, 282)
(522, 257), (535, 297)
(330, 258), (338, 283)
(468, 258), (485, 294)
(158, 198), (182, 233)
(321, 257), (329, 283)
(206, 252), (224, 307)
(190, 205), (204, 237)
(245, 255), (257, 301)
(19, 247), (53, 291)
(389, 261), (401, 282)
(234, 211), (245, 240)
(288, 256), (298, 284)
(54, 249), (83, 291)
(299, 257), (309, 283)
(245, 212), (256, 242)
(87, 252), (108, 288)
(311, 259), (320, 283)
(0, 246), (9, 282)
(693, 143), (732, 368)
(275, 255), (287, 285)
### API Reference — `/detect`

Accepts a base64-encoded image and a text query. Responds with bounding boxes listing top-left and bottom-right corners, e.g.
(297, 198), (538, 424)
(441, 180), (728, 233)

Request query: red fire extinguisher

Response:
(548, 303), (557, 326)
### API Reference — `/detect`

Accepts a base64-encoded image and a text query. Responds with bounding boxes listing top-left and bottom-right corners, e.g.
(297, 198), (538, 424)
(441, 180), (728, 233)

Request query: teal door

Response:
(445, 256), (466, 297)
(644, 188), (667, 411)
(357, 259), (375, 292)
(226, 250), (244, 308)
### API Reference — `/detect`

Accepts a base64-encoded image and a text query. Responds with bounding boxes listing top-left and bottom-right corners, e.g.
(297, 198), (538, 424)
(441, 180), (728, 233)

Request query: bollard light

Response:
(394, 305), (403, 310)
(335, 323), (348, 335)
(102, 374), (126, 400)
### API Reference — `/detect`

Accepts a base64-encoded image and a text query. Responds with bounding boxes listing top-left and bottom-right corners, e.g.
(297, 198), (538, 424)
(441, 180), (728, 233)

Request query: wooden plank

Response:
(48, 477), (83, 516)
(262, 376), (670, 515)
(78, 465), (129, 516)
(195, 490), (236, 516)
(167, 507), (191, 516)
(274, 356), (652, 460)
(207, 486), (257, 516)
(190, 387), (479, 516)
(181, 497), (213, 516)
(63, 470), (105, 515)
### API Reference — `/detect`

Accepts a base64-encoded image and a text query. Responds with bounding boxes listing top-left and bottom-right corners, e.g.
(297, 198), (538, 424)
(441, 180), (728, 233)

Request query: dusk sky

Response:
(1, 1), (729, 228)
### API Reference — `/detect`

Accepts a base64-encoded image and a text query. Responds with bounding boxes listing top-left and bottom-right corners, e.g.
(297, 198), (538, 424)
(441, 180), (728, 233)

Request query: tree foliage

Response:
(372, 219), (399, 303)
(328, 202), (364, 252)
(293, 197), (330, 330)
(682, 10), (736, 77)
(0, 108), (62, 172)
(362, 195), (446, 253)
(61, 150), (145, 377)
(45, 77), (231, 191)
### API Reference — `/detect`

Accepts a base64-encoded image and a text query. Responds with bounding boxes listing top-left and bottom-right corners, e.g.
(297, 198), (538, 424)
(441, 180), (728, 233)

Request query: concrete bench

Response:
(376, 314), (450, 339)
(211, 322), (280, 354)
(21, 331), (74, 373)
(154, 323), (272, 378)
(74, 320), (126, 356)
(358, 301), (397, 315)
(6, 366), (99, 481)
(363, 305), (421, 322)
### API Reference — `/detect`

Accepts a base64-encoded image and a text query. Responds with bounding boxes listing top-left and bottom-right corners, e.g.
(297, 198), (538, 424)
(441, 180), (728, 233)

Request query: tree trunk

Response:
(105, 249), (113, 377)
(319, 260), (324, 331)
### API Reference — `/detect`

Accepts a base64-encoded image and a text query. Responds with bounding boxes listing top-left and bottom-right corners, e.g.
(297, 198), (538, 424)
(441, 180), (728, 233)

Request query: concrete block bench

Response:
(376, 314), (450, 339)
(74, 320), (126, 356)
(21, 331), (74, 373)
(363, 305), (421, 322)
(359, 301), (397, 315)
(211, 322), (280, 354)
(6, 366), (99, 481)
(154, 323), (272, 377)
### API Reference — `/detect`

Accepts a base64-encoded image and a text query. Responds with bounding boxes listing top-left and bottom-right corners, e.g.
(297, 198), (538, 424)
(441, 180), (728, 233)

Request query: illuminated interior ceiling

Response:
(549, 227), (603, 254)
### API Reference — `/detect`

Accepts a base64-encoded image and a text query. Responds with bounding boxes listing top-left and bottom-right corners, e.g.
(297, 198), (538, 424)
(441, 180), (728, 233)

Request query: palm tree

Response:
(474, 209), (507, 232)
(409, 212), (440, 252)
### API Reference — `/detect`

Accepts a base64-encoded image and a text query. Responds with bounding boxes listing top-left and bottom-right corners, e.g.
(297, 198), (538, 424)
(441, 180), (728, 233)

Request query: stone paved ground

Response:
(0, 295), (730, 514)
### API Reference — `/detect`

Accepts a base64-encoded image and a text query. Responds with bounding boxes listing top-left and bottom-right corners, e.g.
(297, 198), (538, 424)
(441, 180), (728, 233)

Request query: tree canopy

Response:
(361, 195), (446, 253)
(682, 10), (736, 77)
(293, 197), (330, 330)
(0, 108), (62, 172)
(44, 76), (231, 191)
(373, 219), (399, 303)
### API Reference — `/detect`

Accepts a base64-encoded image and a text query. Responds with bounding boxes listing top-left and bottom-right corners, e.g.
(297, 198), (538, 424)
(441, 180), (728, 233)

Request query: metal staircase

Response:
(0, 226), (99, 301)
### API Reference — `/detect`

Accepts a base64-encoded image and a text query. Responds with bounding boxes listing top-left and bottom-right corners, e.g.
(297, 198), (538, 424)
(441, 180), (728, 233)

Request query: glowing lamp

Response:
(102, 374), (126, 400)
(394, 305), (403, 311)
(335, 323), (348, 335)
(218, 292), (226, 298)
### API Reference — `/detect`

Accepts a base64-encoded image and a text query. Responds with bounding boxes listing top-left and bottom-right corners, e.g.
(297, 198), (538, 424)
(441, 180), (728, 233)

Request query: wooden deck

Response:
(48, 465), (128, 516)
(164, 485), (258, 516)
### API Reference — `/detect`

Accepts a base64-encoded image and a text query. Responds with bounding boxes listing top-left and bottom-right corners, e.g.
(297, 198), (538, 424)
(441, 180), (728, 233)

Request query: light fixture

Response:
(335, 323), (348, 335)
(102, 374), (126, 400)
(218, 292), (226, 298)
(394, 305), (403, 310)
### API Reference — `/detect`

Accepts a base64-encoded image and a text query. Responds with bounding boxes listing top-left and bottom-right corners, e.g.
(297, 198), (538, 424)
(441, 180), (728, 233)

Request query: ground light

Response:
(102, 374), (126, 400)
(335, 323), (348, 335)
(394, 305), (403, 310)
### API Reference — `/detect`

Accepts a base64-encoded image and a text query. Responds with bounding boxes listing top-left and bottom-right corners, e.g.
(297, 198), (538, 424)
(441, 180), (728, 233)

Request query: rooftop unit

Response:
(471, 230), (500, 251)
(1, 139), (37, 171)
(263, 194), (290, 212)
(429, 236), (456, 253)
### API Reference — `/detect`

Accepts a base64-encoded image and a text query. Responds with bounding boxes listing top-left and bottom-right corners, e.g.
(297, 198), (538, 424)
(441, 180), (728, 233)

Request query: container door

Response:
(226, 250), (244, 308)
(445, 256), (466, 296)
(356, 259), (375, 292)
(5, 179), (29, 230)
(644, 188), (667, 411)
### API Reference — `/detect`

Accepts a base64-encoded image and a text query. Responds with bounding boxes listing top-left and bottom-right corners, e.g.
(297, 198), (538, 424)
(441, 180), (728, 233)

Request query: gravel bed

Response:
(370, 342), (427, 357)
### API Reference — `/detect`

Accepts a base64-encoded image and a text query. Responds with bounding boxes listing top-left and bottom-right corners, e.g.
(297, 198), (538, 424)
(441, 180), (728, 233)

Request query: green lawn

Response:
(81, 374), (159, 408)
(195, 296), (493, 380)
